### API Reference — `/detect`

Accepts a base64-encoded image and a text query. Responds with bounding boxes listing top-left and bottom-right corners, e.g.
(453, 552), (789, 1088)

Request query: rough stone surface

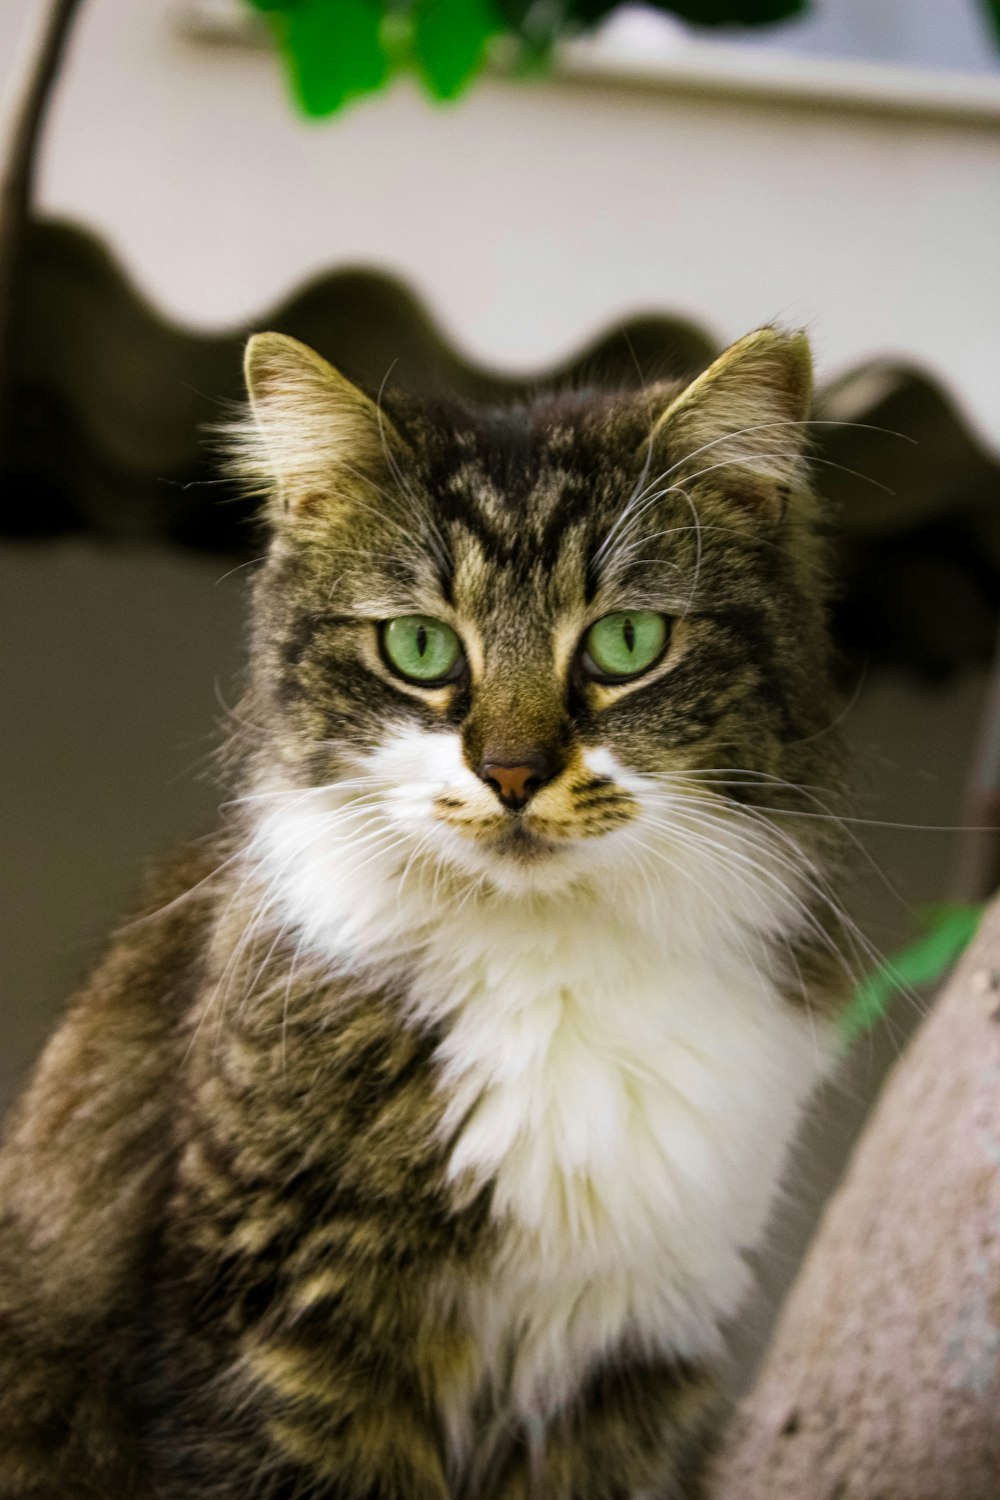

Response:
(710, 899), (1000, 1500)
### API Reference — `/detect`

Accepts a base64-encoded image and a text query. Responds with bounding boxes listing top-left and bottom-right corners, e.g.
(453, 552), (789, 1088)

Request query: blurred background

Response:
(2, 0), (999, 1390)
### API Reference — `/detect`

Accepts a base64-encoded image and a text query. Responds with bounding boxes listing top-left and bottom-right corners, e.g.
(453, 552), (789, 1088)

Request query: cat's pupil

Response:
(623, 617), (635, 653)
(416, 625), (428, 657)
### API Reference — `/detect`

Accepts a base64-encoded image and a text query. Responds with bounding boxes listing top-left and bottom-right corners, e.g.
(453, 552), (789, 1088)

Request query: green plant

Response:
(247, 0), (1000, 119)
(247, 1), (1000, 118)
(244, 0), (810, 116)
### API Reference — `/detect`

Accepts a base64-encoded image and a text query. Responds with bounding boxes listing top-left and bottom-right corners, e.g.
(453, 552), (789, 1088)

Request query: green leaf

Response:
(840, 903), (984, 1047)
(411, 0), (505, 100)
(262, 0), (388, 117)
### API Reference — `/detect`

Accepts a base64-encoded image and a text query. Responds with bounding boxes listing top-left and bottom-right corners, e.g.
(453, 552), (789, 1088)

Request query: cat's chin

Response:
(436, 823), (599, 900)
(473, 853), (581, 899)
(486, 843), (577, 896)
(487, 822), (558, 863)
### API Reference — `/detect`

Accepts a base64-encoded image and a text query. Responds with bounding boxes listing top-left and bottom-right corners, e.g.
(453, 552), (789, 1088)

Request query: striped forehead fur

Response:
(228, 328), (814, 545)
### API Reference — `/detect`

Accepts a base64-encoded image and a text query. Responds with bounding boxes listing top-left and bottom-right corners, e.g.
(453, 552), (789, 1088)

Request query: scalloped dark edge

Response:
(3, 218), (1000, 675)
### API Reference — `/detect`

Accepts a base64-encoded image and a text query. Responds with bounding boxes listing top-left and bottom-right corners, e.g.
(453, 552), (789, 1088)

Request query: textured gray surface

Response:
(713, 900), (1000, 1498)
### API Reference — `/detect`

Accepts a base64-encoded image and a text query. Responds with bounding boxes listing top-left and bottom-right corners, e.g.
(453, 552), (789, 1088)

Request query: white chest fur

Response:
(253, 741), (837, 1441)
(413, 890), (834, 1432)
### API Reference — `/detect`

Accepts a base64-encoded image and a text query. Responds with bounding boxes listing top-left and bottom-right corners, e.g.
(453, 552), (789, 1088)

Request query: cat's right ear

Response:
(236, 332), (403, 523)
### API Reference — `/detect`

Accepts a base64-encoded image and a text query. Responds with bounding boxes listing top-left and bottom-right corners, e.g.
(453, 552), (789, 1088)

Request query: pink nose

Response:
(479, 755), (553, 811)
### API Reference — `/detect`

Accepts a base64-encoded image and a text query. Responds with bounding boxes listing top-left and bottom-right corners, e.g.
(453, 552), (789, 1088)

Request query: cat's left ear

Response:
(650, 327), (813, 516)
(238, 332), (406, 522)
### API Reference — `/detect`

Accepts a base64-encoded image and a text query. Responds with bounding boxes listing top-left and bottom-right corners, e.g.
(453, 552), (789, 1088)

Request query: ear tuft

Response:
(229, 332), (401, 522)
(652, 327), (814, 506)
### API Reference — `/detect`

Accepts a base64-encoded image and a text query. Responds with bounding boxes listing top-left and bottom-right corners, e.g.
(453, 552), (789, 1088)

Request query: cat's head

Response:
(232, 328), (839, 916)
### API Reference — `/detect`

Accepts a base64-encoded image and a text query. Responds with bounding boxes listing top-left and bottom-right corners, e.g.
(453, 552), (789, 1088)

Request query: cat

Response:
(0, 326), (852, 1499)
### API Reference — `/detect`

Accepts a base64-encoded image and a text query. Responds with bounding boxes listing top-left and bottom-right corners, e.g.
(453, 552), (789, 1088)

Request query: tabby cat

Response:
(0, 326), (851, 1499)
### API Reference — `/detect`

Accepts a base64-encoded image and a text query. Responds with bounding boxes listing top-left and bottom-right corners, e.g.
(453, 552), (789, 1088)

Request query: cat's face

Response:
(236, 329), (836, 904)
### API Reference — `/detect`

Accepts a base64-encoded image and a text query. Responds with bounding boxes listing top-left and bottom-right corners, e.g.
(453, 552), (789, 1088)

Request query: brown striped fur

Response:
(0, 328), (851, 1498)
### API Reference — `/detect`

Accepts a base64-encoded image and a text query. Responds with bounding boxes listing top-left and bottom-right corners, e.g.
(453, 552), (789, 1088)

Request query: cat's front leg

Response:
(493, 1354), (720, 1500)
(149, 1369), (454, 1500)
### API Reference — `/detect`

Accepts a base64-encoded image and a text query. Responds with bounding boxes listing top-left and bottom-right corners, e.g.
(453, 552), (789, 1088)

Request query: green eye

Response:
(583, 611), (668, 680)
(381, 616), (464, 684)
